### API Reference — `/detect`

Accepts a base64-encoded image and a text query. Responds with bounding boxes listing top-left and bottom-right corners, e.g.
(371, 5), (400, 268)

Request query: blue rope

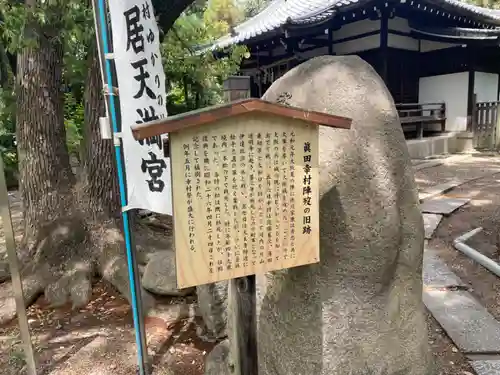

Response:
(96, 1), (147, 374)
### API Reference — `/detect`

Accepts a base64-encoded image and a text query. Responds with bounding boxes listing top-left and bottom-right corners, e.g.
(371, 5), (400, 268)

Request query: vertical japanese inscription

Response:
(171, 116), (319, 288)
(183, 143), (195, 252)
(302, 141), (312, 236)
(264, 132), (272, 265)
(121, 2), (169, 194)
(273, 132), (281, 263)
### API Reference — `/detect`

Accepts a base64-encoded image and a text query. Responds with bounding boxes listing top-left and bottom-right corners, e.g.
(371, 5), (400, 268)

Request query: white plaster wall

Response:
(388, 17), (411, 32)
(420, 40), (461, 52)
(474, 72), (499, 102)
(300, 46), (329, 59)
(387, 17), (418, 51)
(418, 72), (469, 131)
(388, 34), (418, 51)
(332, 19), (380, 54)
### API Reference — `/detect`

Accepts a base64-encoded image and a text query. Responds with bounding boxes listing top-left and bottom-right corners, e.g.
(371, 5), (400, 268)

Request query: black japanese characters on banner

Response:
(123, 2), (167, 193)
(141, 152), (167, 192)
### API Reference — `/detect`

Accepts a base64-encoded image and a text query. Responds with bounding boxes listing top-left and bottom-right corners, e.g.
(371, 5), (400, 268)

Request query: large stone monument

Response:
(254, 55), (434, 374)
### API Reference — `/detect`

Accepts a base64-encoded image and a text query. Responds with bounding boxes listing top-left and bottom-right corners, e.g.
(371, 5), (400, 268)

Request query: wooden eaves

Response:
(132, 98), (352, 140)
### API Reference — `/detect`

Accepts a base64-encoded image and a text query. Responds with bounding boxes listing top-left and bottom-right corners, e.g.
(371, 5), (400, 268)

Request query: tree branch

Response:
(152, 0), (196, 36)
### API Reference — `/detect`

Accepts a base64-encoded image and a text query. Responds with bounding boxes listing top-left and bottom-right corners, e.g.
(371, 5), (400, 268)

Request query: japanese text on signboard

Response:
(170, 115), (320, 288)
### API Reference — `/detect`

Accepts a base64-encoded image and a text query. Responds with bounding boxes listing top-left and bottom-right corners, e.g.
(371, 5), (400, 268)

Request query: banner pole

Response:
(91, 1), (149, 374)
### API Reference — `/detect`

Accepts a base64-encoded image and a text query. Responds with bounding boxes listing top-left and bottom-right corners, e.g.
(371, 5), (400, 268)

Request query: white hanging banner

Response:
(108, 0), (172, 215)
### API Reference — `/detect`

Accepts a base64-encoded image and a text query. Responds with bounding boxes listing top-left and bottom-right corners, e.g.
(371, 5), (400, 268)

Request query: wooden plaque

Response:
(171, 113), (320, 288)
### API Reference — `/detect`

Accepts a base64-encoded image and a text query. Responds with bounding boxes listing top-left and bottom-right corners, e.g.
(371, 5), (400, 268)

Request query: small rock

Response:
(451, 347), (458, 353)
(196, 282), (228, 339)
(0, 262), (10, 282)
(142, 252), (195, 297)
(110, 364), (117, 370)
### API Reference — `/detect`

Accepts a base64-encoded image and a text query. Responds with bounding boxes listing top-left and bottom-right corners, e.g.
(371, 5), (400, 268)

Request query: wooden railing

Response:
(396, 102), (446, 138)
(473, 101), (500, 149)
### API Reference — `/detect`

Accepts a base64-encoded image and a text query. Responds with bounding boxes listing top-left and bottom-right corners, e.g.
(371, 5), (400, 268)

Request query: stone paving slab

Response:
(419, 180), (462, 201)
(423, 214), (443, 239)
(470, 360), (500, 375)
(423, 250), (467, 288)
(423, 289), (500, 353)
(420, 197), (470, 215)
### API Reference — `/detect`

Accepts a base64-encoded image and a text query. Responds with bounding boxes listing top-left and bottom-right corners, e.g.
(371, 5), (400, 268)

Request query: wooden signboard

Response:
(132, 99), (351, 288)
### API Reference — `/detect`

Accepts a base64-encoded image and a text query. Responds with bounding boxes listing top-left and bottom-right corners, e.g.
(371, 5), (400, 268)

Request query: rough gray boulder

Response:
(254, 55), (435, 375)
(0, 273), (44, 325)
(196, 281), (228, 339)
(204, 339), (231, 375)
(142, 251), (195, 296)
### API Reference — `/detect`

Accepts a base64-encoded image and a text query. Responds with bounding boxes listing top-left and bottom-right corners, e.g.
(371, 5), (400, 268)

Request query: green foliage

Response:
(466, 0), (500, 8)
(0, 61), (17, 188)
(0, 0), (91, 180)
(164, 0), (248, 114)
(0, 71), (17, 188)
(0, 0), (248, 184)
(0, 0), (93, 54)
(242, 0), (270, 18)
(64, 91), (84, 160)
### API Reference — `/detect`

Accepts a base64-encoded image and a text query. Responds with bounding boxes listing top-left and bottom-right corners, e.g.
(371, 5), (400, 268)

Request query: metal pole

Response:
(0, 157), (37, 375)
(91, 1), (149, 374)
(454, 228), (500, 278)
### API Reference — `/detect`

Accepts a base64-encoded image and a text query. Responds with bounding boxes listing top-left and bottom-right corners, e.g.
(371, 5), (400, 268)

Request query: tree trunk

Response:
(0, 0), (197, 316)
(81, 41), (120, 220)
(16, 28), (75, 256)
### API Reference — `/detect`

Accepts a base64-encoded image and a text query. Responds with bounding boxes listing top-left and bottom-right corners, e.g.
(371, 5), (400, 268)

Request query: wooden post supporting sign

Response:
(0, 157), (37, 375)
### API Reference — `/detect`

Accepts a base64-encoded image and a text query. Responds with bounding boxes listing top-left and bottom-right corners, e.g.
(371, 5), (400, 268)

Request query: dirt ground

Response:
(0, 282), (216, 375)
(1, 153), (499, 374)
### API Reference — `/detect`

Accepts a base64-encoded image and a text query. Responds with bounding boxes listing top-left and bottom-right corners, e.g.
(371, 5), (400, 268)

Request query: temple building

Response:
(210, 0), (500, 153)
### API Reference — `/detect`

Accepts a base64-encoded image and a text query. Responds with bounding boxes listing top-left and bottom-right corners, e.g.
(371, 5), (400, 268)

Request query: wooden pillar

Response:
(256, 46), (263, 97)
(495, 104), (500, 149)
(285, 38), (298, 70)
(229, 276), (258, 375)
(496, 70), (500, 101)
(380, 8), (389, 84)
(328, 27), (334, 55)
(467, 46), (475, 132)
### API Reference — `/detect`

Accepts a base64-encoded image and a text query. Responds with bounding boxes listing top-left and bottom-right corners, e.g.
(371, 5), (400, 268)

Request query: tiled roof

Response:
(209, 0), (500, 50)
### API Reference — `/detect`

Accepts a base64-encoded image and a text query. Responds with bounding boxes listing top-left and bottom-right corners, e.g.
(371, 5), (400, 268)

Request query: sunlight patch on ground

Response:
(469, 199), (494, 207)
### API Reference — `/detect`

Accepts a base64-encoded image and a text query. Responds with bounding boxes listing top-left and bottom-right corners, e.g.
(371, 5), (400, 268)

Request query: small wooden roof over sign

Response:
(131, 98), (352, 140)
